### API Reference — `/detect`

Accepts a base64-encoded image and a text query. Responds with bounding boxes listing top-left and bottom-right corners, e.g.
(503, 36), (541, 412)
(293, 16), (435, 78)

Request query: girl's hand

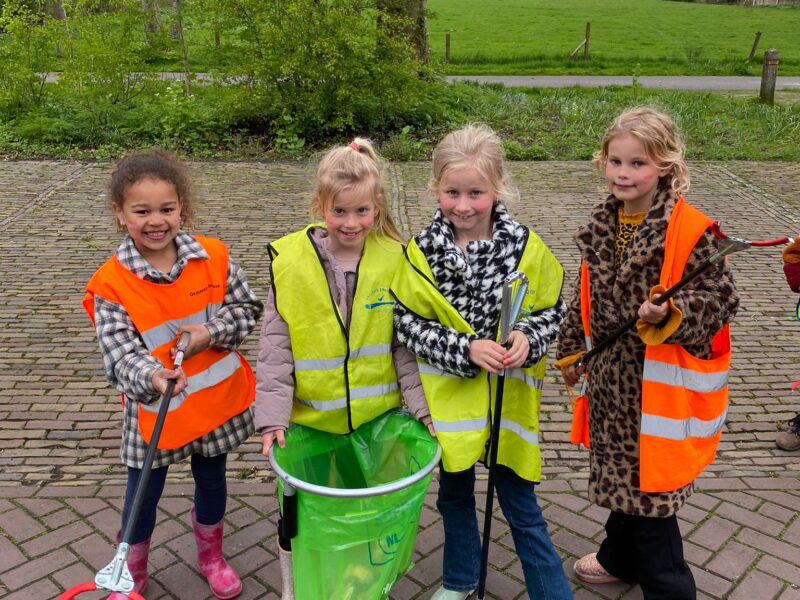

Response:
(469, 339), (506, 375)
(502, 331), (530, 370)
(421, 416), (436, 438)
(638, 293), (670, 325)
(151, 367), (187, 397)
(563, 364), (580, 388)
(261, 429), (286, 456)
(172, 324), (211, 360)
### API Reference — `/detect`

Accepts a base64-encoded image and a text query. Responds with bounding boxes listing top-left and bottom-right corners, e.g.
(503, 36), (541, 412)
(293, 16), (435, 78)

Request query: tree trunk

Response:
(377, 0), (428, 63)
(407, 0), (427, 62)
(174, 0), (191, 96)
(45, 1), (66, 19)
(141, 0), (162, 39)
(168, 0), (181, 40)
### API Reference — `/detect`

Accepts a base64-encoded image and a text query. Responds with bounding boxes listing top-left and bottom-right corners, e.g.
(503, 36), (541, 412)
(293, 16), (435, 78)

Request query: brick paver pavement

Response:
(1, 160), (799, 599)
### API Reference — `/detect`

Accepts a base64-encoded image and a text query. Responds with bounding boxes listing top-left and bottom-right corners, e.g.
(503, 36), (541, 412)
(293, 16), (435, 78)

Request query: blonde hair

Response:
(310, 137), (403, 243)
(593, 107), (690, 195)
(429, 123), (519, 209)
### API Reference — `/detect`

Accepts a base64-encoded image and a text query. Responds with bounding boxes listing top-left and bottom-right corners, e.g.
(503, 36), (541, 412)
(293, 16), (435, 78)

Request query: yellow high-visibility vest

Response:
(391, 229), (563, 481)
(269, 227), (403, 433)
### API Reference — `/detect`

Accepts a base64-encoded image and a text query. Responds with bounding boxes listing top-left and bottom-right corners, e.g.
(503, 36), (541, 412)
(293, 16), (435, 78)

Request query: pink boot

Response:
(107, 538), (150, 599)
(191, 508), (242, 599)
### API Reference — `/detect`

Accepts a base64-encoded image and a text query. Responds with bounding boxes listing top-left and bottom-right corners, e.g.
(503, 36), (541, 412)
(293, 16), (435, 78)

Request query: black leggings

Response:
(121, 453), (228, 544)
(597, 511), (696, 600)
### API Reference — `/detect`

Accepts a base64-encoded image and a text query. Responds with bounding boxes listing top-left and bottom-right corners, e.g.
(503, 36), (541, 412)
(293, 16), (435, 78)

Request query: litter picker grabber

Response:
(575, 227), (792, 373)
(477, 271), (529, 600)
(59, 332), (191, 600)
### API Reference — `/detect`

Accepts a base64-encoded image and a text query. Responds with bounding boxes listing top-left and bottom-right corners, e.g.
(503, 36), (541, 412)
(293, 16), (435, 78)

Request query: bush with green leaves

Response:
(198, 0), (435, 141)
(0, 0), (439, 154)
(0, 1), (62, 111)
(57, 0), (155, 105)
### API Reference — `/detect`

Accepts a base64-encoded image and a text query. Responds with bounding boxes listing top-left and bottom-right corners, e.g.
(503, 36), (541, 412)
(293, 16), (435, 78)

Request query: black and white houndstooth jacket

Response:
(394, 203), (566, 378)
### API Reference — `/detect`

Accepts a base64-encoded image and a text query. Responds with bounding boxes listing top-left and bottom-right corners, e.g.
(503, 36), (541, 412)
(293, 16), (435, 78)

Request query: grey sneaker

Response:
(776, 414), (800, 451)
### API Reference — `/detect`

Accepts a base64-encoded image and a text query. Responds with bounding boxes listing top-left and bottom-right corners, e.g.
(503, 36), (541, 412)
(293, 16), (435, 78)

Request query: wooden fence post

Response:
(759, 49), (779, 105)
(584, 22), (591, 59)
(748, 31), (762, 61)
(445, 33), (450, 63)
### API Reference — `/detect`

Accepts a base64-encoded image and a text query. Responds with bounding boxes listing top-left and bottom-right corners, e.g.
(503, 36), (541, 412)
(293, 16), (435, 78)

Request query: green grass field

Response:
(427, 0), (800, 75)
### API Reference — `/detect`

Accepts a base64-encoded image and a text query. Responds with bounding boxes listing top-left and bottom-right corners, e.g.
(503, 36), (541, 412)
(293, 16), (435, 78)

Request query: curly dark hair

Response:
(108, 150), (195, 229)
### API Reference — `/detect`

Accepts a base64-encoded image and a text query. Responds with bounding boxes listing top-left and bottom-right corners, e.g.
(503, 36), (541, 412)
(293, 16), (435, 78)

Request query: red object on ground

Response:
(58, 582), (145, 599)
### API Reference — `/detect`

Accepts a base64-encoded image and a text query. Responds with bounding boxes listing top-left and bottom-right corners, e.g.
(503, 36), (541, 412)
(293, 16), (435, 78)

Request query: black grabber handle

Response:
(119, 331), (191, 545)
(279, 485), (298, 541)
(92, 332), (190, 596)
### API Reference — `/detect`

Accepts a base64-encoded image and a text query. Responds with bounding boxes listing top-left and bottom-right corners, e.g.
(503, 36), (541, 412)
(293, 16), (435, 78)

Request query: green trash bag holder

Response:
(268, 411), (441, 599)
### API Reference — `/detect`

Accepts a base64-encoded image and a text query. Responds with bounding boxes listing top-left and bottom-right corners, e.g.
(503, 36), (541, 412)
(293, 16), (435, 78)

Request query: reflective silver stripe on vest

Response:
(500, 418), (540, 446)
(296, 382), (399, 411)
(640, 410), (727, 441)
(141, 352), (242, 413)
(431, 417), (489, 433)
(140, 303), (223, 351)
(296, 397), (348, 411)
(351, 344), (392, 361)
(505, 369), (543, 390)
(643, 359), (728, 393)
(418, 362), (460, 379)
(294, 344), (392, 372)
(351, 381), (398, 399)
(584, 335), (593, 351)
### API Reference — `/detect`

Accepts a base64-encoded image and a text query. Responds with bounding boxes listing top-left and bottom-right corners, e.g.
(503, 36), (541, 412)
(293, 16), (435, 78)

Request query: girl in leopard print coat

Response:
(556, 108), (738, 599)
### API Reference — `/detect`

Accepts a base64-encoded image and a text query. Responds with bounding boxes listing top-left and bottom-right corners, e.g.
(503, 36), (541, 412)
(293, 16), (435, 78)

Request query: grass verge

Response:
(1, 83), (798, 161)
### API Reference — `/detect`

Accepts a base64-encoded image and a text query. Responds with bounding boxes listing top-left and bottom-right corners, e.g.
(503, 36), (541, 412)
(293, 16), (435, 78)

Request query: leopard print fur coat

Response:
(557, 187), (739, 517)
(394, 203), (566, 379)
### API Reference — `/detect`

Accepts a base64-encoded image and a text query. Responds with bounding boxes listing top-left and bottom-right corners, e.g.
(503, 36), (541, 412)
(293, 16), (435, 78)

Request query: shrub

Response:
(13, 111), (78, 142)
(200, 0), (435, 141)
(0, 1), (62, 111)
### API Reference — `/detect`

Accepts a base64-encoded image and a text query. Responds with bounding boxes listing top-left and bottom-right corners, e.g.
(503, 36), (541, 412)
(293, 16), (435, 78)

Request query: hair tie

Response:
(349, 141), (360, 152)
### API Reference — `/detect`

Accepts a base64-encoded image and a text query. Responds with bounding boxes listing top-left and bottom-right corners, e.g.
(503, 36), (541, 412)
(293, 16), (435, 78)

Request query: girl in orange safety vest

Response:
(84, 151), (263, 600)
(555, 108), (739, 600)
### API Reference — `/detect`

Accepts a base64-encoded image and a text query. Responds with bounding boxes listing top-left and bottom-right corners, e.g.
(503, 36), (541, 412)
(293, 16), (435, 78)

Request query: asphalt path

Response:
(446, 75), (800, 90)
(41, 72), (800, 91)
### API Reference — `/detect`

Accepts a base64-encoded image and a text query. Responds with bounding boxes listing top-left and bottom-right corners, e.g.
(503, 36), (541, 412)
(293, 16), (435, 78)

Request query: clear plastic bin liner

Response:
(272, 410), (439, 600)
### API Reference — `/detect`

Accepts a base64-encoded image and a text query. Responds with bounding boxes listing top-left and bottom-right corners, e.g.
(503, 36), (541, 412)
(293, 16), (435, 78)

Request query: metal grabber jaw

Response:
(95, 543), (135, 593)
(499, 272), (529, 345)
(711, 221), (793, 253)
(715, 235), (751, 259)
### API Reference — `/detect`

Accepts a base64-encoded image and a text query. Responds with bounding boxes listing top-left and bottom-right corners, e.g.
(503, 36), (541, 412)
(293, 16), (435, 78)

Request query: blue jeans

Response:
(437, 464), (573, 599)
(122, 453), (228, 544)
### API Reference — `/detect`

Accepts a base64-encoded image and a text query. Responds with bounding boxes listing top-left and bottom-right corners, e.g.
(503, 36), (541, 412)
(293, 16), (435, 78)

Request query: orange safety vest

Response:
(83, 236), (255, 449)
(569, 261), (592, 448)
(576, 199), (731, 492)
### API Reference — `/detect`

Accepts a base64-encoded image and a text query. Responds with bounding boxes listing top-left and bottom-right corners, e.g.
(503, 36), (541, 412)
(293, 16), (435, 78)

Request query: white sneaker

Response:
(430, 585), (475, 600)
